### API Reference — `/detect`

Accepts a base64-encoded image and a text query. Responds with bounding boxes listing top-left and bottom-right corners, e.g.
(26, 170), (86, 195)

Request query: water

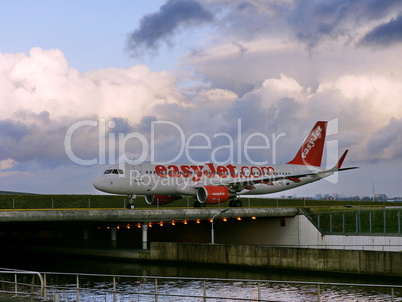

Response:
(1, 251), (402, 301)
(36, 275), (402, 302)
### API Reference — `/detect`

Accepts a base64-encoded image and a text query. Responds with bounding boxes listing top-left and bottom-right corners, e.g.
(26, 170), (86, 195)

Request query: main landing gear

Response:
(229, 199), (242, 207)
(127, 195), (136, 209)
(192, 199), (243, 208)
(193, 201), (206, 208)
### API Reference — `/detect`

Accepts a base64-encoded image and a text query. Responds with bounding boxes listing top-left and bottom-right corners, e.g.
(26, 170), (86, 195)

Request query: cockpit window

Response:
(104, 169), (124, 175)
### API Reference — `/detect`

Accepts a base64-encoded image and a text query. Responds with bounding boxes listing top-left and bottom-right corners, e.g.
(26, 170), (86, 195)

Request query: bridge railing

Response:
(304, 208), (402, 236)
(0, 268), (44, 300)
(1, 269), (401, 301)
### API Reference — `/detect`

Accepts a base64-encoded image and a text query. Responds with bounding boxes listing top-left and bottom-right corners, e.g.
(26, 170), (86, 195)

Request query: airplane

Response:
(92, 121), (358, 209)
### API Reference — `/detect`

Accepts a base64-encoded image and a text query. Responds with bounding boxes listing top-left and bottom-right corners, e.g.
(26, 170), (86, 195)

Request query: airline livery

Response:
(93, 121), (357, 209)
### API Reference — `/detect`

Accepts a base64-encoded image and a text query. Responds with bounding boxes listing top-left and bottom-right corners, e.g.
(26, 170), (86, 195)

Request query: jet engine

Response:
(196, 186), (235, 204)
(145, 195), (182, 205)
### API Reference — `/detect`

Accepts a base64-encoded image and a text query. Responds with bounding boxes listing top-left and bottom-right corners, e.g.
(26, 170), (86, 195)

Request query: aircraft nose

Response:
(92, 176), (105, 191)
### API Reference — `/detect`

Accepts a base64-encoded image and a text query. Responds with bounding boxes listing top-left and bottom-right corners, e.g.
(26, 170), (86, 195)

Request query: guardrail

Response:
(0, 268), (44, 300)
(1, 269), (401, 301)
(304, 208), (402, 236)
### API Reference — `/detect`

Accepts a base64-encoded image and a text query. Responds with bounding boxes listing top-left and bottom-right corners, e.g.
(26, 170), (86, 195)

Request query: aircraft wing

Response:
(227, 171), (319, 191)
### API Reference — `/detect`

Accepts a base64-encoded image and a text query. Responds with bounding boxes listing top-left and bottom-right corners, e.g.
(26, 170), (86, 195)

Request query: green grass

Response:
(0, 194), (128, 210)
(0, 194), (401, 210)
(0, 194), (202, 210)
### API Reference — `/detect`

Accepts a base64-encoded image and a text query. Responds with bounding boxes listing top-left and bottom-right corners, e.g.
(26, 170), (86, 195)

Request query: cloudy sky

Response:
(1, 0), (402, 198)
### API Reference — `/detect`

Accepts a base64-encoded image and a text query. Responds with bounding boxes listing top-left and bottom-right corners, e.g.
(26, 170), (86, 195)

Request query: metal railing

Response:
(1, 269), (401, 301)
(304, 208), (402, 235)
(0, 268), (44, 300)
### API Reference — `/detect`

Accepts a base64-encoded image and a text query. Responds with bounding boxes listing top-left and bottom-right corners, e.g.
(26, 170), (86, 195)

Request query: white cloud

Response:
(0, 48), (183, 122)
(0, 170), (31, 180)
(0, 158), (16, 170)
(2, 44), (402, 169)
(333, 74), (402, 122)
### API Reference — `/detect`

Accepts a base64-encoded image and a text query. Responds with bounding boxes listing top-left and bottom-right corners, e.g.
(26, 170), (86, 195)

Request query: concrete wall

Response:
(241, 215), (402, 251)
(150, 242), (402, 276)
(297, 215), (402, 251)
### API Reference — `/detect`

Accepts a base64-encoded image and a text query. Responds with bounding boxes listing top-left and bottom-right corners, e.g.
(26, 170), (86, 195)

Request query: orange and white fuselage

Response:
(93, 121), (357, 207)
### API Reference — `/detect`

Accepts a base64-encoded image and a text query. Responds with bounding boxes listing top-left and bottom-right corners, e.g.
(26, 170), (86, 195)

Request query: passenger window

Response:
(104, 169), (112, 174)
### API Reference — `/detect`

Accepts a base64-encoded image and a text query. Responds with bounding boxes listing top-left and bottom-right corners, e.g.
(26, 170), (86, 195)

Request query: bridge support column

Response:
(142, 223), (148, 250)
(110, 226), (117, 248)
(83, 229), (89, 240)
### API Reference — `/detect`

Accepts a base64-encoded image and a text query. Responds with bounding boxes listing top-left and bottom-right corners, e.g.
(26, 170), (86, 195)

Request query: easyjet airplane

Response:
(93, 121), (357, 209)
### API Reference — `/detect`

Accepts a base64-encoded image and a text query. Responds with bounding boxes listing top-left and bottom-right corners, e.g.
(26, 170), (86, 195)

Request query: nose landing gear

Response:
(127, 195), (136, 209)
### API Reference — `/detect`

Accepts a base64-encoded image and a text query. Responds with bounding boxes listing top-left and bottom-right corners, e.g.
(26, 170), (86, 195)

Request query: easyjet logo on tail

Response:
(302, 125), (323, 159)
(286, 121), (327, 167)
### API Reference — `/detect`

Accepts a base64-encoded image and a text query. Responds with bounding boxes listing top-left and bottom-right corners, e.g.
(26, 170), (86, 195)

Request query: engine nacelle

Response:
(145, 195), (182, 205)
(197, 186), (235, 204)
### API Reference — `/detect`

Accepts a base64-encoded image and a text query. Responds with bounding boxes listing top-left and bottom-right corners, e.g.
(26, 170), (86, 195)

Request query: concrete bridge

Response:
(0, 208), (299, 223)
(0, 207), (299, 252)
(2, 207), (402, 276)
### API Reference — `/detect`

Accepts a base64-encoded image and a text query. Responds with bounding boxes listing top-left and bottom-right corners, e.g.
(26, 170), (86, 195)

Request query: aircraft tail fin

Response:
(287, 121), (327, 167)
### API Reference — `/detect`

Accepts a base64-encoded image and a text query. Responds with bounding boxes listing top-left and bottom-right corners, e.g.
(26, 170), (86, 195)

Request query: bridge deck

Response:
(0, 208), (299, 223)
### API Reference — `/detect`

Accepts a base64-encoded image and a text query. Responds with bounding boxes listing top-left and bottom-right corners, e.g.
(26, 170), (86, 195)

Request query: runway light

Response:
(148, 222), (152, 228)
(209, 218), (213, 223)
(237, 217), (242, 221)
(171, 221), (176, 226)
(107, 226), (110, 230)
(137, 223), (141, 228)
(222, 218), (227, 222)
(251, 216), (257, 220)
(183, 220), (188, 225)
(196, 219), (200, 224)
(159, 221), (164, 227)
(126, 224), (131, 230)
(117, 225), (120, 230)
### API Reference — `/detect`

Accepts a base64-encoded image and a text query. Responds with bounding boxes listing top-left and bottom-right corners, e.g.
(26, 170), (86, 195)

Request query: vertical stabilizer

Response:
(287, 121), (327, 167)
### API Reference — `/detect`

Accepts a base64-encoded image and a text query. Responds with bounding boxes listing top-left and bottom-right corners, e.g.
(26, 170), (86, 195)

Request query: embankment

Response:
(150, 242), (402, 276)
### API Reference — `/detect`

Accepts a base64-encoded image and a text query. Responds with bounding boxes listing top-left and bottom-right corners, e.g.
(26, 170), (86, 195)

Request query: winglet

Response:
(336, 149), (349, 169)
(287, 121), (327, 167)
(328, 149), (359, 172)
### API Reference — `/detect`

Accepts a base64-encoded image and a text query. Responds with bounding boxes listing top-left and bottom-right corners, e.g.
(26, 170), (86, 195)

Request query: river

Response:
(1, 252), (402, 301)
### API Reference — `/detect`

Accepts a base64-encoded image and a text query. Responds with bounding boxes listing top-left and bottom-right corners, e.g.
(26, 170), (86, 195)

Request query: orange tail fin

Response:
(287, 121), (327, 167)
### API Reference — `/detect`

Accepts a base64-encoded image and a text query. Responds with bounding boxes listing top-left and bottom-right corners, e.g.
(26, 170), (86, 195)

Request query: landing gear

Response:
(229, 199), (242, 207)
(193, 200), (206, 208)
(127, 195), (136, 209)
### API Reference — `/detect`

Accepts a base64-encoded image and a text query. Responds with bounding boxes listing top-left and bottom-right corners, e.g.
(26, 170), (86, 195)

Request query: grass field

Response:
(0, 194), (401, 211)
